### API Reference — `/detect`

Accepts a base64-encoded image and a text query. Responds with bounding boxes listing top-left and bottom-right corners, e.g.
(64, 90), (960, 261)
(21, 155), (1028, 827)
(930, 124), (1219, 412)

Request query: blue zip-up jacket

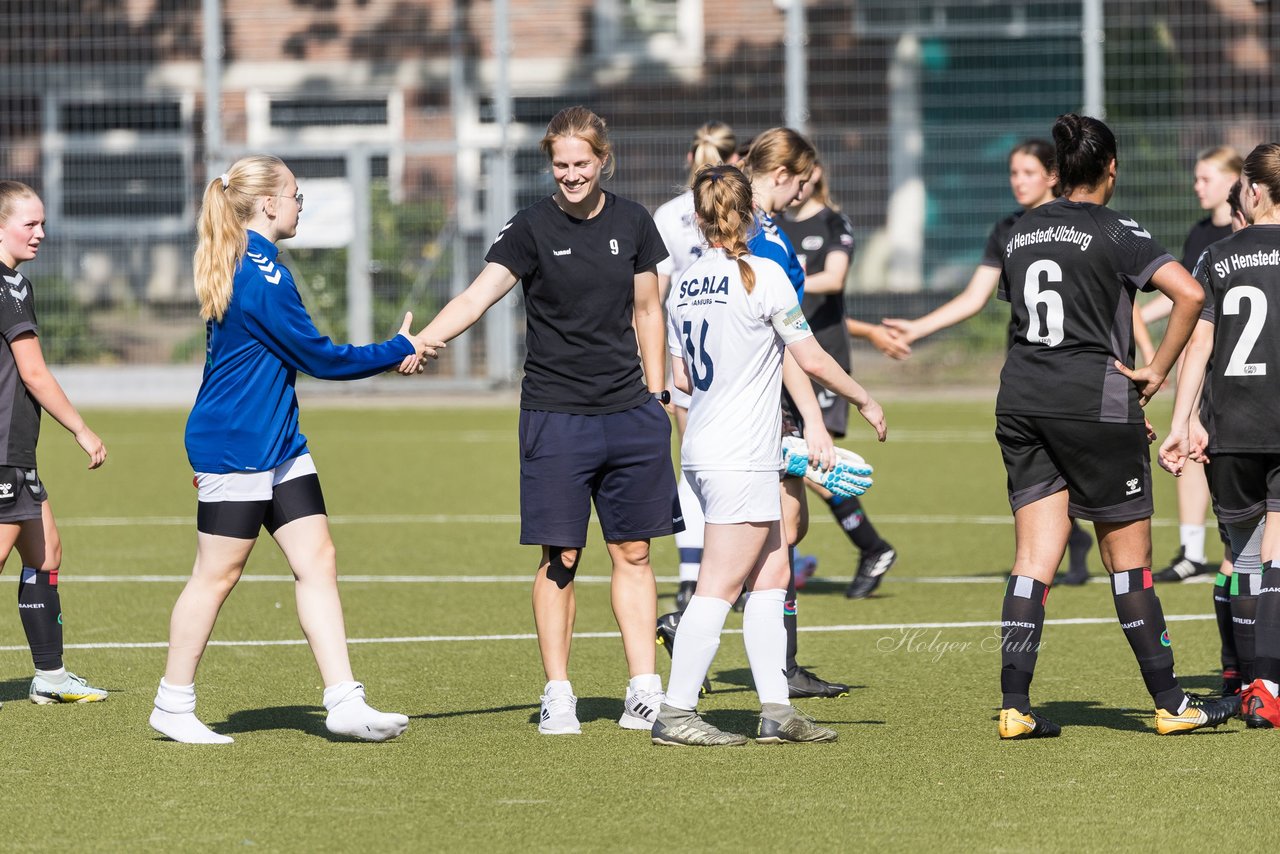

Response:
(185, 230), (415, 473)
(750, 210), (805, 301)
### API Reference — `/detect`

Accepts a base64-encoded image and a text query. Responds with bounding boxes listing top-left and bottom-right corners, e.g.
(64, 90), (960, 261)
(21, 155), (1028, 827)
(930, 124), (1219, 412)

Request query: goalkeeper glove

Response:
(781, 437), (874, 497)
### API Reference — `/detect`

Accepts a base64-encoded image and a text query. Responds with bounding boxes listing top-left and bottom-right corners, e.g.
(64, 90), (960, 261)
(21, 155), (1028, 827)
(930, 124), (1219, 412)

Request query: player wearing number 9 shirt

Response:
(994, 113), (1239, 739)
(1159, 143), (1280, 727)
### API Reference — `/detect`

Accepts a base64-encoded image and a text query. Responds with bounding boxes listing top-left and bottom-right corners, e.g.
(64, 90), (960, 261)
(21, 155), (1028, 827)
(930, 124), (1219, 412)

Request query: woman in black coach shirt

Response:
(411, 106), (677, 736)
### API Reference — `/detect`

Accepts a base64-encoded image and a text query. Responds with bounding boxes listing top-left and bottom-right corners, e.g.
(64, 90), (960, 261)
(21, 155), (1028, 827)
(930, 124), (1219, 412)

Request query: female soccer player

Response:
(149, 155), (436, 744)
(780, 161), (900, 599)
(1158, 145), (1280, 727)
(994, 114), (1238, 738)
(1145, 146), (1243, 585)
(881, 141), (1093, 585)
(652, 164), (886, 746)
(654, 120), (739, 612)
(740, 128), (855, 697)
(409, 106), (679, 736)
(0, 181), (108, 706)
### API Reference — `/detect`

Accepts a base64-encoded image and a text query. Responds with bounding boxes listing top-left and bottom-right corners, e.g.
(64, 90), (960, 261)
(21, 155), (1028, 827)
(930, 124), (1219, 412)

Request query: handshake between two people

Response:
(393, 312), (447, 375)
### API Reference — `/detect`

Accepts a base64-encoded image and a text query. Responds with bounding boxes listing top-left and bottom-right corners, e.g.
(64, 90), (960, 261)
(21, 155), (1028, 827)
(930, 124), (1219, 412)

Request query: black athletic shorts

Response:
(996, 415), (1153, 523)
(195, 454), (328, 539)
(0, 466), (47, 524)
(518, 399), (682, 547)
(1205, 453), (1280, 525)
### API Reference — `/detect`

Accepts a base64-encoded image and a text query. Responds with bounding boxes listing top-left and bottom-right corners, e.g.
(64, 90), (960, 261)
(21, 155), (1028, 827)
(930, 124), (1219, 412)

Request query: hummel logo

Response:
(5, 273), (27, 301)
(0, 483), (10, 497)
(494, 222), (513, 243)
(247, 251), (282, 284)
(553, 249), (572, 257)
(1118, 218), (1151, 239)
(1125, 477), (1140, 495)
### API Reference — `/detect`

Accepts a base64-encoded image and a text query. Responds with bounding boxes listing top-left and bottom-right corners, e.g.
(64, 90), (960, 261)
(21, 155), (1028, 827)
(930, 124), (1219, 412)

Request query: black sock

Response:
(18, 566), (63, 670)
(1231, 572), (1260, 684)
(827, 495), (885, 553)
(1000, 575), (1048, 714)
(1111, 567), (1184, 714)
(1213, 571), (1239, 676)
(784, 552), (798, 672)
(1255, 562), (1280, 684)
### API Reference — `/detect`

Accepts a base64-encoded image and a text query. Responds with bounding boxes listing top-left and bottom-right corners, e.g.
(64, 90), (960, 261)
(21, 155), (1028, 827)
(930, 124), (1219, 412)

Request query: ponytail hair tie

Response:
(219, 173), (230, 189)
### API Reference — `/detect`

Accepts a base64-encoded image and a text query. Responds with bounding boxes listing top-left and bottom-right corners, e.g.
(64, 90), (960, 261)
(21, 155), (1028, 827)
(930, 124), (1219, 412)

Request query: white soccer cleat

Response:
(781, 437), (874, 497)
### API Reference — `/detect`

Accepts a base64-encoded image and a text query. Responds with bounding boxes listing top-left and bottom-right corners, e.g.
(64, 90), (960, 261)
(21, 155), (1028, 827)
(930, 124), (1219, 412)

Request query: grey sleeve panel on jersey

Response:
(1196, 256), (1217, 323)
(0, 321), (37, 344)
(1100, 285), (1138, 422)
(1124, 253), (1175, 291)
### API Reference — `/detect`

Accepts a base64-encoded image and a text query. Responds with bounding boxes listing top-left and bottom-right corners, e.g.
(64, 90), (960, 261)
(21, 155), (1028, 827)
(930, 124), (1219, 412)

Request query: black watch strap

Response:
(653, 390), (671, 404)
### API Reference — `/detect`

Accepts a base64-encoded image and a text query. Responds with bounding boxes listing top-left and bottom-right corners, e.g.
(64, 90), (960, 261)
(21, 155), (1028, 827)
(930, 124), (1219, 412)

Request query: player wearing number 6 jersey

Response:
(1159, 143), (1280, 728)
(994, 113), (1239, 739)
(650, 164), (886, 746)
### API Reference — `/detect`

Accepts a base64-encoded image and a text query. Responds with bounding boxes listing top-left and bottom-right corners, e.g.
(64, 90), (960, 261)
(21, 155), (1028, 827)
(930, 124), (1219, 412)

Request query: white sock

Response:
(742, 588), (790, 706)
(1180, 524), (1207, 564)
(1262, 679), (1280, 698)
(34, 667), (68, 686)
(628, 673), (662, 694)
(323, 681), (409, 742)
(675, 474), (705, 583)
(543, 679), (573, 698)
(667, 596), (731, 710)
(149, 678), (233, 744)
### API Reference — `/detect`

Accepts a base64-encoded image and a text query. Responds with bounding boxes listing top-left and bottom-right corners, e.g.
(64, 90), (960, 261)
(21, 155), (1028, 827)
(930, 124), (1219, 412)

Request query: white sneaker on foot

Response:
(619, 684), (664, 730)
(539, 684), (581, 735)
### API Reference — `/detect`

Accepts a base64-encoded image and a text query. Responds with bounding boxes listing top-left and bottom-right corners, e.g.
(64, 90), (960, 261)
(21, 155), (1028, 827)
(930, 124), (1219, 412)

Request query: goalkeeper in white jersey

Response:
(652, 164), (886, 746)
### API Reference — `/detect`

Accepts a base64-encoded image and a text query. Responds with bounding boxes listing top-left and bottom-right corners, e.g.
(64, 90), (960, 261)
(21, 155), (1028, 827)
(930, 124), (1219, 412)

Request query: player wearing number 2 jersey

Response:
(651, 164), (885, 746)
(1159, 143), (1280, 727)
(994, 113), (1239, 739)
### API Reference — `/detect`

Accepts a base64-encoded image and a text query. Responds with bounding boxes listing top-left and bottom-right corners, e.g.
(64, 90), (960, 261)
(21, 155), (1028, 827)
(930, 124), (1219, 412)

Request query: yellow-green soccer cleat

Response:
(998, 707), (1061, 739)
(29, 671), (108, 704)
(1154, 693), (1240, 735)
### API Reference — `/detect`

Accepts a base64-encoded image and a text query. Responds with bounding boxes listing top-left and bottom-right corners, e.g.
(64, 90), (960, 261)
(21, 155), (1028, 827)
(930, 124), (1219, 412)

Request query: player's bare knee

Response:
(545, 546), (580, 589)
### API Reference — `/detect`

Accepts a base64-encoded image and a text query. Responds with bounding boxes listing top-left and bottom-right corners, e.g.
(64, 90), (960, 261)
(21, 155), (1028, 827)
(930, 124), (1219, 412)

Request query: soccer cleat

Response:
(846, 543), (897, 599)
(675, 580), (697, 613)
(618, 685), (665, 730)
(1155, 693), (1240, 734)
(656, 611), (711, 695)
(757, 703), (838, 744)
(1241, 680), (1280, 729)
(1152, 547), (1212, 583)
(998, 708), (1061, 739)
(786, 665), (849, 699)
(30, 671), (108, 704)
(793, 553), (819, 590)
(651, 704), (748, 747)
(538, 688), (581, 735)
(1060, 525), (1093, 586)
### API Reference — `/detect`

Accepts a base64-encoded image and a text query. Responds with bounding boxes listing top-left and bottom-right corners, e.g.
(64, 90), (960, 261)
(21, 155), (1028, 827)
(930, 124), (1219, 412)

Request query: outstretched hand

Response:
(395, 312), (446, 375)
(76, 426), (107, 469)
(858, 397), (888, 442)
(868, 324), (911, 360)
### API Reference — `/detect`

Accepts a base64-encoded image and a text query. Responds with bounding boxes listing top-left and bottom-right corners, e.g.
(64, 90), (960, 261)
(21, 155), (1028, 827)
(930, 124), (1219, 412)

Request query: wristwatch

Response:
(653, 389), (671, 404)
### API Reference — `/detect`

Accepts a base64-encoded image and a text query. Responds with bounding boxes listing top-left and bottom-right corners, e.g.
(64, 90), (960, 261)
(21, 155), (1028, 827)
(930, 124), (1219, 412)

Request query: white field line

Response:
(0, 574), (1081, 585)
(53, 512), (1195, 528)
(0, 613), (1214, 653)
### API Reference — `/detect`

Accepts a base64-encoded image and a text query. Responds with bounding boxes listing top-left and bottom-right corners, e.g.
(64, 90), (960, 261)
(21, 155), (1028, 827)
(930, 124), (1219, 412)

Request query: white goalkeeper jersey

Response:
(667, 248), (814, 472)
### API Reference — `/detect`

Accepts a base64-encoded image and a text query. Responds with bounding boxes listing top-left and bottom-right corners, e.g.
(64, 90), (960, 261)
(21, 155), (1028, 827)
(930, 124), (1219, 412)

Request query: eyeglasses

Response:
(275, 192), (304, 207)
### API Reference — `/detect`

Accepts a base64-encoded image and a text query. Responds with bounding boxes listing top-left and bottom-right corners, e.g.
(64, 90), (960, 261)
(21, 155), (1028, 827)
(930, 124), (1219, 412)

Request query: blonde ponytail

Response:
(194, 154), (287, 321)
(691, 165), (757, 293)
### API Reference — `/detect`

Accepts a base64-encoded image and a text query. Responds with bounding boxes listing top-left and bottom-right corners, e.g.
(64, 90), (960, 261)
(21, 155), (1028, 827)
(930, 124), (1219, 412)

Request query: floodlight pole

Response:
(782, 0), (807, 132)
(202, 0), (224, 182)
(1082, 0), (1105, 118)
(486, 0), (516, 384)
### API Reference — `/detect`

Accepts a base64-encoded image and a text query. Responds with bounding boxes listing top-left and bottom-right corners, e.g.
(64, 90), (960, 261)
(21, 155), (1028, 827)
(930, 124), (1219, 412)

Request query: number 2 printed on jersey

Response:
(682, 319), (714, 391)
(1223, 285), (1268, 376)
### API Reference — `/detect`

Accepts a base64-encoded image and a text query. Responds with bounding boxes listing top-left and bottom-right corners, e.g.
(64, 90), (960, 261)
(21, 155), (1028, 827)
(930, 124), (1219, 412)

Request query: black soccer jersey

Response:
(1182, 217), (1231, 272)
(996, 199), (1173, 424)
(485, 191), (668, 415)
(981, 210), (1025, 270)
(0, 262), (41, 467)
(1194, 224), (1280, 453)
(779, 207), (854, 368)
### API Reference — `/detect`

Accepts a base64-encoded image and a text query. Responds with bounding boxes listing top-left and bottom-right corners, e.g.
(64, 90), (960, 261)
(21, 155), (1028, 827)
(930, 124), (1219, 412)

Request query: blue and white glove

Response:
(781, 436), (874, 497)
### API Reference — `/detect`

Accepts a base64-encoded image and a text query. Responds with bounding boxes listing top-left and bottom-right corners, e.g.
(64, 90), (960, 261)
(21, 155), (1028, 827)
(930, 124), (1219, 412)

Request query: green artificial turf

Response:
(0, 398), (1251, 852)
